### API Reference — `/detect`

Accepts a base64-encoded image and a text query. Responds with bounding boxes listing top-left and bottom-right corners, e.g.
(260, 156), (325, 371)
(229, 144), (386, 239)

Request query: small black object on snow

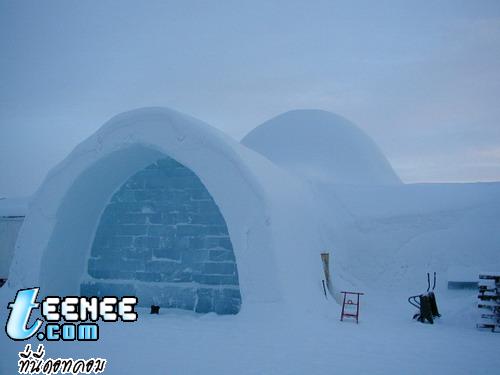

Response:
(408, 272), (441, 324)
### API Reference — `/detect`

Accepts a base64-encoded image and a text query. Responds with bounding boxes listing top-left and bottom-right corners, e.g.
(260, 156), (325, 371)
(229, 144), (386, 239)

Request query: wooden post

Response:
(320, 252), (331, 292)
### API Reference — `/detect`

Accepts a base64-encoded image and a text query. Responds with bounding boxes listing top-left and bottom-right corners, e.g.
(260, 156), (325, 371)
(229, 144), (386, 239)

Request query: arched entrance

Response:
(11, 107), (281, 314)
(81, 156), (241, 314)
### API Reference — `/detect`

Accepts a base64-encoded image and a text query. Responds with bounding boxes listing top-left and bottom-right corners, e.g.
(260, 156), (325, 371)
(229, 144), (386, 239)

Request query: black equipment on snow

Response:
(408, 272), (441, 324)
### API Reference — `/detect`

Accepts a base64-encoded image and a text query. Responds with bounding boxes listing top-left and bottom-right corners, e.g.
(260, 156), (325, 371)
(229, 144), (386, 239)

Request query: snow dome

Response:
(10, 107), (302, 315)
(242, 109), (401, 185)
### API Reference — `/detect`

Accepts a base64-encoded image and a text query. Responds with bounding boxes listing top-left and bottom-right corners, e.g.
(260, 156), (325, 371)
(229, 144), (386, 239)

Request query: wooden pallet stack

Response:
(477, 273), (500, 333)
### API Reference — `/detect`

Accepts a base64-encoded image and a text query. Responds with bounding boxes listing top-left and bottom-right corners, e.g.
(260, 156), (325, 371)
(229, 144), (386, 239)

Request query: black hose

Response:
(408, 295), (421, 309)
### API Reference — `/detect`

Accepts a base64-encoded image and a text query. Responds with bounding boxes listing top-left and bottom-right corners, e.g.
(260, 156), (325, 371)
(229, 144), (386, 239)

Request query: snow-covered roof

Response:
(242, 109), (401, 185)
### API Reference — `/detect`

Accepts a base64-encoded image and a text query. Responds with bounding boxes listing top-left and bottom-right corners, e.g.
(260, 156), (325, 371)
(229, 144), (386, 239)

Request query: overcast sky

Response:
(1, 0), (499, 197)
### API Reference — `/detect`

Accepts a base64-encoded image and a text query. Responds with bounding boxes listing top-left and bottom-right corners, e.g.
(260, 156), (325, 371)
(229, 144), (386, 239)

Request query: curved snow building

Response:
(6, 107), (408, 316)
(10, 108), (299, 314)
(11, 106), (498, 318)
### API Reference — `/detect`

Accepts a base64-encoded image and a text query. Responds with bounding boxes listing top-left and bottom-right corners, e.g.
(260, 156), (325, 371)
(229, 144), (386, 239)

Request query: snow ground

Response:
(1, 288), (498, 375)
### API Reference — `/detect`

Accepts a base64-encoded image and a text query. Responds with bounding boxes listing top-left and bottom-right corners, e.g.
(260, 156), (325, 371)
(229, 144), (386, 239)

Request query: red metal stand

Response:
(340, 291), (364, 323)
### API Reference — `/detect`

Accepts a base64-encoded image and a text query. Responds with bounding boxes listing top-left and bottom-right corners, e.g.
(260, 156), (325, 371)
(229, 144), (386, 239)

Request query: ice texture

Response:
(81, 157), (241, 314)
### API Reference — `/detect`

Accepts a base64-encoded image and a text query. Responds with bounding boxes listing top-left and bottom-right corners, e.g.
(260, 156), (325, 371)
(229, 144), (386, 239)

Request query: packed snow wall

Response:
(81, 156), (241, 314)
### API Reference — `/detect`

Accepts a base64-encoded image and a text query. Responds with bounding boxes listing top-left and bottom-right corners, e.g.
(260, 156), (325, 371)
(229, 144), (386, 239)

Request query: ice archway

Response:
(10, 108), (282, 313)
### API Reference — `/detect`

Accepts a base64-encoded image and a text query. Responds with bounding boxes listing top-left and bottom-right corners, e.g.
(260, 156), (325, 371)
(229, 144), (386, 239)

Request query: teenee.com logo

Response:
(4, 287), (138, 374)
(6, 287), (137, 342)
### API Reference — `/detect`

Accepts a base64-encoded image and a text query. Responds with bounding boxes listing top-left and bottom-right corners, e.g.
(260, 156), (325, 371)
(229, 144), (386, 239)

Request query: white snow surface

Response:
(313, 181), (500, 291)
(242, 109), (402, 185)
(1, 107), (499, 374)
(1, 290), (498, 375)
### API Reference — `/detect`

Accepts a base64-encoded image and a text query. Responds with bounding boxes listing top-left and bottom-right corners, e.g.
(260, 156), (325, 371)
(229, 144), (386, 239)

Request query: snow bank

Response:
(312, 181), (500, 291)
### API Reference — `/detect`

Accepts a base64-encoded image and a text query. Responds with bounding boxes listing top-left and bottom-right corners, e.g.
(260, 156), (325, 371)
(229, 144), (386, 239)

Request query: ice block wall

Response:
(81, 156), (241, 314)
